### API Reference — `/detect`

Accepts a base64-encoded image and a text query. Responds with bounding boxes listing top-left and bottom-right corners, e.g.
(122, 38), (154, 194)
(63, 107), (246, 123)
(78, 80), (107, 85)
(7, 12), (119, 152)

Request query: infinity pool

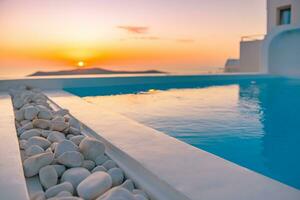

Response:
(66, 76), (300, 189)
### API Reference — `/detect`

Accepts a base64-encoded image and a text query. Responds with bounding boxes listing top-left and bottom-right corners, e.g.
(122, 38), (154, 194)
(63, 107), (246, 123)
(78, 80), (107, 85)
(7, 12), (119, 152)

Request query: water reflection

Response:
(83, 78), (300, 189)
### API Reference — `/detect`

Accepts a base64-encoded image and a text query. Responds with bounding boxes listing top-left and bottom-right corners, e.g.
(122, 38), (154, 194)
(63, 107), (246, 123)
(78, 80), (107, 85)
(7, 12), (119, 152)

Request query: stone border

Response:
(46, 90), (300, 200)
(0, 93), (29, 200)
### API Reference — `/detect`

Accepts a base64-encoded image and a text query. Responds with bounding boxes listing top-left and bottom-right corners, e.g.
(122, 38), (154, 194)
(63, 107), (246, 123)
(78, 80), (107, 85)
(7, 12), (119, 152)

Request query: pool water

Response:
(66, 77), (300, 189)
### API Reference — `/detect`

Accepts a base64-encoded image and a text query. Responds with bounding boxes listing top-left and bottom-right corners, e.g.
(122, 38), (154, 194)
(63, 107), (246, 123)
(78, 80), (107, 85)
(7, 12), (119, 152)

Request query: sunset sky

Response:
(0, 0), (266, 77)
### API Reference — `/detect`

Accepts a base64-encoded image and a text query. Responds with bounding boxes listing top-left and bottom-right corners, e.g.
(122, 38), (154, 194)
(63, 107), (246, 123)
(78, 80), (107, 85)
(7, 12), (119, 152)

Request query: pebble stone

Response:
(57, 151), (84, 168)
(45, 182), (74, 198)
(54, 140), (79, 158)
(25, 145), (44, 157)
(39, 165), (58, 189)
(102, 160), (117, 170)
(23, 151), (54, 177)
(79, 137), (105, 161)
(61, 167), (91, 188)
(108, 168), (124, 186)
(77, 171), (112, 200)
(26, 136), (51, 150)
(96, 187), (136, 200)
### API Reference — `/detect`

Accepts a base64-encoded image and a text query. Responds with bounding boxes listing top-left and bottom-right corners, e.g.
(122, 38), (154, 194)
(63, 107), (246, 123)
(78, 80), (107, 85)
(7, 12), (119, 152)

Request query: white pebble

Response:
(70, 135), (85, 146)
(108, 168), (124, 186)
(23, 151), (54, 177)
(69, 118), (81, 130)
(45, 182), (74, 198)
(92, 166), (107, 173)
(132, 189), (149, 200)
(19, 140), (28, 150)
(69, 127), (81, 135)
(26, 136), (51, 150)
(15, 109), (24, 121)
(82, 160), (95, 171)
(77, 171), (112, 200)
(20, 129), (41, 140)
(47, 131), (66, 143)
(24, 106), (39, 120)
(39, 165), (58, 189)
(102, 160), (117, 170)
(96, 187), (135, 200)
(52, 164), (66, 177)
(61, 167), (91, 188)
(25, 145), (44, 157)
(54, 140), (79, 158)
(95, 155), (109, 165)
(57, 151), (84, 168)
(121, 179), (135, 192)
(33, 119), (51, 129)
(79, 137), (105, 161)
(51, 121), (69, 132)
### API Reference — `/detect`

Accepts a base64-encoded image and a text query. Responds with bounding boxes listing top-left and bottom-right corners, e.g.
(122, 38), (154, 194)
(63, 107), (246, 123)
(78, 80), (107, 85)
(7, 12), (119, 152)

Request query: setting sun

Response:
(77, 61), (85, 68)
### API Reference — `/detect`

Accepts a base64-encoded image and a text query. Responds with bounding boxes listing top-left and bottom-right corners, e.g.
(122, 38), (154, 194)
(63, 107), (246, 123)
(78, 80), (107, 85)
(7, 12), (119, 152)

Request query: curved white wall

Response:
(268, 28), (300, 75)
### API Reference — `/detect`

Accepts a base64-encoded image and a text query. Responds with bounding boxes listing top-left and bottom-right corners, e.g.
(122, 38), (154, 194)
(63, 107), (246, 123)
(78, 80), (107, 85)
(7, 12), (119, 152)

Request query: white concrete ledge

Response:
(0, 93), (29, 200)
(46, 90), (300, 200)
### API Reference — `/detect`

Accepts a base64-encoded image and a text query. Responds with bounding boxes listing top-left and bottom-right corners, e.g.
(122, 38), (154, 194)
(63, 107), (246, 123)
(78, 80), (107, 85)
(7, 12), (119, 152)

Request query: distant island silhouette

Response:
(28, 67), (166, 76)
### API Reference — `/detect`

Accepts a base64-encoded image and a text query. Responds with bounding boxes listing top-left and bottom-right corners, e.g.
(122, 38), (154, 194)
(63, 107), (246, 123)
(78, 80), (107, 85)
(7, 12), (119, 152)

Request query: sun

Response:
(77, 61), (85, 68)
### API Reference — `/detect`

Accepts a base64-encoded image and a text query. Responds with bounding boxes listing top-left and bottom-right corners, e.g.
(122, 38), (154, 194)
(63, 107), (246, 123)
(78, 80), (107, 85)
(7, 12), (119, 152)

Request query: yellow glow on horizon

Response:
(77, 61), (85, 68)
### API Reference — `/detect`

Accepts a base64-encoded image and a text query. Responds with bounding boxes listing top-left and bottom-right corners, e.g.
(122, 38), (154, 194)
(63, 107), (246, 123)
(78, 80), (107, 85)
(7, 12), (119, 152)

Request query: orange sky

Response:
(0, 0), (266, 76)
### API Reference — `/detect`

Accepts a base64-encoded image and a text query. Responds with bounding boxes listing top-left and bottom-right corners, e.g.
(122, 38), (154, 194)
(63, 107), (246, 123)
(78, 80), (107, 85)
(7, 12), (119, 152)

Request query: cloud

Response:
(117, 26), (149, 34)
(175, 38), (195, 43)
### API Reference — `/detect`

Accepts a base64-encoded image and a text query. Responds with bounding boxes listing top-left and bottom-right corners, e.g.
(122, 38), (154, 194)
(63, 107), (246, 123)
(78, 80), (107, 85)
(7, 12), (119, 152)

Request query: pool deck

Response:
(46, 89), (300, 200)
(0, 93), (29, 200)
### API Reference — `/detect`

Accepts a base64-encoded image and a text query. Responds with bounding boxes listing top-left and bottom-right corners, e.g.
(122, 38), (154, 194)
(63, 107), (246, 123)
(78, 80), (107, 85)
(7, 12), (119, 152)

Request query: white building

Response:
(226, 0), (300, 75)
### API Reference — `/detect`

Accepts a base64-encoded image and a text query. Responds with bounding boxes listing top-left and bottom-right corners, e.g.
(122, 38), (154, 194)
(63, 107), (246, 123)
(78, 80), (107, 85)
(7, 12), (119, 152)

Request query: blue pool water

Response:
(66, 75), (300, 189)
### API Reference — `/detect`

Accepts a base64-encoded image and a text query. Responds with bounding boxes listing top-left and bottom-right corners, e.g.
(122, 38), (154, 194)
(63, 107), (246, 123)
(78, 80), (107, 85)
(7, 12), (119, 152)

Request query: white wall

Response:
(239, 40), (263, 72)
(268, 28), (300, 75)
(267, 0), (300, 33)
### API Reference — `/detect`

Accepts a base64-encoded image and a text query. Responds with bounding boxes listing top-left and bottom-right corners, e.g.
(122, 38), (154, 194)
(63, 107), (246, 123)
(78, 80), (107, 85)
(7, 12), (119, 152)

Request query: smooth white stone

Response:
(55, 140), (79, 158)
(69, 118), (81, 130)
(51, 121), (69, 132)
(25, 145), (44, 157)
(61, 167), (91, 188)
(24, 106), (39, 120)
(20, 120), (31, 126)
(132, 190), (149, 200)
(48, 197), (83, 200)
(19, 139), (28, 150)
(69, 127), (81, 135)
(108, 168), (124, 186)
(39, 165), (58, 189)
(23, 151), (54, 177)
(48, 131), (66, 143)
(30, 191), (46, 200)
(13, 97), (24, 109)
(41, 130), (52, 137)
(45, 182), (74, 198)
(134, 194), (148, 200)
(20, 129), (41, 140)
(102, 160), (117, 170)
(82, 160), (96, 171)
(52, 116), (65, 122)
(96, 187), (135, 200)
(17, 122), (33, 135)
(70, 135), (85, 146)
(15, 109), (24, 121)
(51, 142), (58, 151)
(92, 166), (107, 173)
(55, 109), (69, 117)
(52, 164), (66, 177)
(66, 134), (75, 140)
(26, 136), (51, 150)
(56, 191), (72, 197)
(95, 155), (109, 165)
(121, 179), (135, 192)
(77, 172), (112, 200)
(79, 137), (105, 161)
(38, 108), (53, 120)
(57, 151), (84, 168)
(33, 119), (51, 129)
